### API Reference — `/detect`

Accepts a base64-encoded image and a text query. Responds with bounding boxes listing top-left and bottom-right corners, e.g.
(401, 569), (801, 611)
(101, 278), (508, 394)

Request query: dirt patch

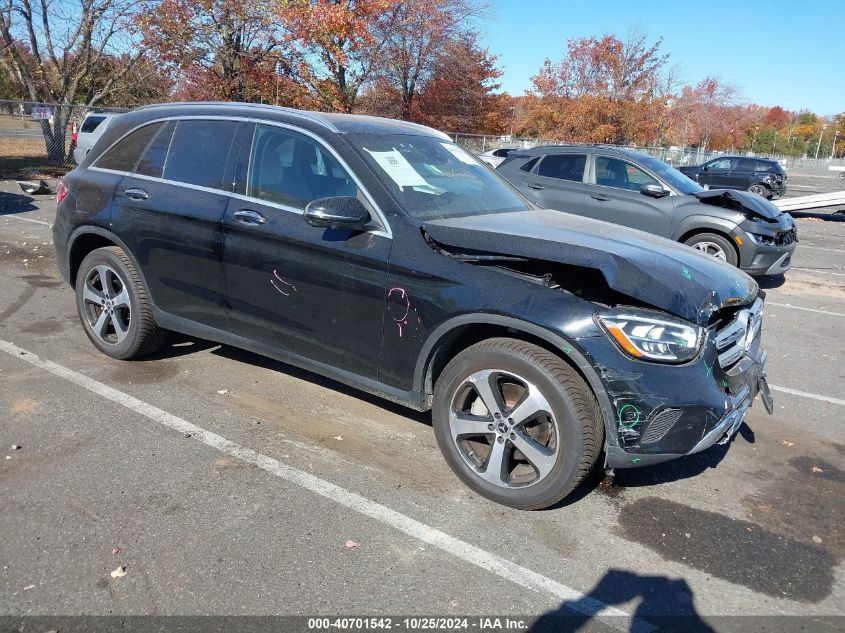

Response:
(20, 317), (66, 335)
(10, 398), (39, 414)
(106, 358), (182, 385)
(618, 496), (835, 603)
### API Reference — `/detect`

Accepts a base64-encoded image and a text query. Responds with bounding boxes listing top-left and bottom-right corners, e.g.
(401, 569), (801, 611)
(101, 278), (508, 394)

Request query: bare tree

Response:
(0, 0), (153, 161)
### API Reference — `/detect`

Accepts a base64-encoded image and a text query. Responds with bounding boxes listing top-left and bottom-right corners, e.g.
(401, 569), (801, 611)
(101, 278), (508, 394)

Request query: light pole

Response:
(275, 60), (282, 106)
(508, 106), (516, 141)
(814, 123), (828, 160)
(771, 131), (778, 155)
(831, 130), (840, 160)
(751, 126), (759, 154)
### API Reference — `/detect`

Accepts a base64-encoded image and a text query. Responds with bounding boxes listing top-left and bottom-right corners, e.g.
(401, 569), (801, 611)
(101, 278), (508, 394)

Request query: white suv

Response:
(73, 111), (118, 165)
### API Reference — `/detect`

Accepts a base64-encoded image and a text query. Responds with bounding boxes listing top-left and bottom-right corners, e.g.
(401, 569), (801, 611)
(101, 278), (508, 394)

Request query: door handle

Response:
(233, 209), (267, 225)
(591, 194), (610, 201)
(123, 188), (148, 201)
(527, 183), (545, 190)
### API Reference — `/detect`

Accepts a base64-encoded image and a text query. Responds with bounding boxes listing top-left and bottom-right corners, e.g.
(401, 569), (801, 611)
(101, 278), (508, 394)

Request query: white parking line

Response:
(1, 214), (51, 226)
(769, 385), (845, 407)
(0, 339), (641, 631)
(767, 302), (845, 318)
(796, 268), (845, 278)
(799, 244), (845, 255)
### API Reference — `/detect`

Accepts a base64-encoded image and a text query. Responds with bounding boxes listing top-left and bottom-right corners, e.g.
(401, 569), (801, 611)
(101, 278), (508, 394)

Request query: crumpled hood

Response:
(424, 209), (759, 326)
(693, 189), (783, 221)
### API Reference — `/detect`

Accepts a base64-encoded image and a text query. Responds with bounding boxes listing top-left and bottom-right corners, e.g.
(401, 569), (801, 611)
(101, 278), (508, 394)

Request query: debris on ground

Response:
(344, 540), (359, 549)
(777, 440), (796, 447)
(17, 180), (52, 195)
(11, 444), (21, 450)
(812, 535), (823, 544)
(111, 548), (120, 556)
(23, 584), (35, 591)
(216, 389), (229, 395)
(110, 566), (127, 578)
(811, 466), (824, 474)
(334, 435), (343, 441)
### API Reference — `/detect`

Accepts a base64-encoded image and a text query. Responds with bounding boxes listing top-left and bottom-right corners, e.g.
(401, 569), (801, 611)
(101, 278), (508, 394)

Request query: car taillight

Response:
(56, 180), (68, 204)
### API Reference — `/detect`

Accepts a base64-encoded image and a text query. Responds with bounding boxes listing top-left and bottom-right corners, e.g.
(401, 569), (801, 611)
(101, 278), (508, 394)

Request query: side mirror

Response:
(703, 165), (710, 171)
(640, 183), (670, 198)
(304, 196), (370, 230)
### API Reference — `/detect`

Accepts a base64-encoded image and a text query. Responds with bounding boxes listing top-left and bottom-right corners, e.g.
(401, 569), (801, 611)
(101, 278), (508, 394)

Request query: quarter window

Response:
(247, 124), (357, 208)
(94, 122), (163, 172)
(595, 156), (658, 191)
(163, 120), (238, 190)
(536, 154), (586, 182)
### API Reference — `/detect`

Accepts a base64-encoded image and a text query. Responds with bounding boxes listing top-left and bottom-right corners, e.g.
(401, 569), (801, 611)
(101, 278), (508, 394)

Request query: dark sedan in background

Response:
(496, 145), (797, 276)
(679, 155), (787, 199)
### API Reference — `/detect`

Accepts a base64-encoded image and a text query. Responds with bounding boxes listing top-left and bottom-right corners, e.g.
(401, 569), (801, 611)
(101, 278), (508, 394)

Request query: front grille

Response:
(641, 408), (683, 444)
(715, 297), (763, 368)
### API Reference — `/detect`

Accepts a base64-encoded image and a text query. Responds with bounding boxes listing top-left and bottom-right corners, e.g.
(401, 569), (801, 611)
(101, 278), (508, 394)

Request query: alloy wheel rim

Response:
(449, 369), (559, 489)
(749, 185), (765, 195)
(692, 242), (727, 260)
(82, 265), (131, 345)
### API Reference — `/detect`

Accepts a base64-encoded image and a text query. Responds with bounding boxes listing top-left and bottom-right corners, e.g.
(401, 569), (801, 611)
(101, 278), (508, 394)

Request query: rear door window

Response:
(536, 154), (587, 182)
(246, 124), (357, 209)
(135, 121), (176, 178)
(518, 156), (540, 172)
(737, 158), (759, 171)
(94, 122), (163, 172)
(163, 120), (239, 190)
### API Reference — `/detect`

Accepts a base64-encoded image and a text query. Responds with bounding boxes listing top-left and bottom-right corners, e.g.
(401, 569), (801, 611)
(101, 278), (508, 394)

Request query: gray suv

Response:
(496, 145), (796, 276)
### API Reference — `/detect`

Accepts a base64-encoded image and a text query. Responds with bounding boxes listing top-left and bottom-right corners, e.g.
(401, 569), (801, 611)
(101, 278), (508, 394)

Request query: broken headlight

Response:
(597, 310), (704, 363)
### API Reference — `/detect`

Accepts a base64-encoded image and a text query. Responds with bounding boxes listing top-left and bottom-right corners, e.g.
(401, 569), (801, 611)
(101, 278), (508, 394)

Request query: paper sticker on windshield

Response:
(364, 149), (427, 188)
(440, 142), (478, 165)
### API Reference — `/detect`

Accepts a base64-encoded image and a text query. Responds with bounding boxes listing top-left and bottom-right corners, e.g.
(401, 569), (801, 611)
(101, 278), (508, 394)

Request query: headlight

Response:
(748, 232), (775, 245)
(597, 309), (704, 363)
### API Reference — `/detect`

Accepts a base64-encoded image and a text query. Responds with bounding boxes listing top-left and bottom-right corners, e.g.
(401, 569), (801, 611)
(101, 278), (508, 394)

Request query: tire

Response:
(839, 172), (845, 180)
(683, 232), (739, 267)
(75, 246), (166, 359)
(432, 338), (603, 509)
(747, 183), (771, 198)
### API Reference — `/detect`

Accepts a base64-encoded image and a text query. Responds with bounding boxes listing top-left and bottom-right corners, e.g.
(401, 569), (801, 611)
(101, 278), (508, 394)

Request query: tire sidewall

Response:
(433, 345), (588, 508)
(75, 248), (144, 359)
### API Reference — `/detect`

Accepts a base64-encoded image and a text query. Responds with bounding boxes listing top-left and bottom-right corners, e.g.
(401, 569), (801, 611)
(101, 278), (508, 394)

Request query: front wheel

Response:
(683, 232), (739, 267)
(432, 338), (603, 509)
(75, 246), (167, 359)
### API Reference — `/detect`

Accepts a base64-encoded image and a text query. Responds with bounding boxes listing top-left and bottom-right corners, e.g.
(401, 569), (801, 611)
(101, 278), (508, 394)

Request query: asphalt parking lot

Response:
(0, 173), (843, 630)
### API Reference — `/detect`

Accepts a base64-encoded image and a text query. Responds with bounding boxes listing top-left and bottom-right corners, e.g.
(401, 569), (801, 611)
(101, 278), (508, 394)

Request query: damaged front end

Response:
(423, 208), (774, 469)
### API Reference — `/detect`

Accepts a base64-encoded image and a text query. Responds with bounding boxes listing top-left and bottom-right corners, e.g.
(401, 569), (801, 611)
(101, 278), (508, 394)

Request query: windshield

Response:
(348, 133), (531, 221)
(638, 155), (704, 195)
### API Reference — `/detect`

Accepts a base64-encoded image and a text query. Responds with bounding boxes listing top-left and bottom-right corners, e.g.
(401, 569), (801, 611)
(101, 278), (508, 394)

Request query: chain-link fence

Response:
(449, 132), (845, 175)
(0, 100), (127, 177)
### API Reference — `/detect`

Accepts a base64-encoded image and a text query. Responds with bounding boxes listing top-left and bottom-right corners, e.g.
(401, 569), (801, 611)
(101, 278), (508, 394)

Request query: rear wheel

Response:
(748, 183), (771, 198)
(432, 338), (603, 509)
(683, 232), (739, 267)
(75, 247), (166, 359)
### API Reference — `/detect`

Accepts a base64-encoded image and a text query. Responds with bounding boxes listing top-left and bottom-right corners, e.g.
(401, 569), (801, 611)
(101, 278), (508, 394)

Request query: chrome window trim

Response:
(90, 115), (392, 239)
(132, 102), (341, 133)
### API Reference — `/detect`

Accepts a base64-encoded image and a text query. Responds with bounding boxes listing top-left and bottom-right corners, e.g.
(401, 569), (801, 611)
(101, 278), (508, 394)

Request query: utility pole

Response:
(831, 130), (840, 160)
(814, 123), (828, 160)
(509, 106), (516, 141)
(771, 131), (778, 155)
(751, 126), (759, 154)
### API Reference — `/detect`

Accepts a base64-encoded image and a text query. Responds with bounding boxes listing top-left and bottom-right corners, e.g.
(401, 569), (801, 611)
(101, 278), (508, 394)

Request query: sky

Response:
(482, 0), (845, 115)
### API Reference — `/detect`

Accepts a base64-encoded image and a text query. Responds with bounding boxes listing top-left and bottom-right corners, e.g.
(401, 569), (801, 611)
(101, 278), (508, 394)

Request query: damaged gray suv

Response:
(54, 103), (773, 509)
(497, 145), (797, 276)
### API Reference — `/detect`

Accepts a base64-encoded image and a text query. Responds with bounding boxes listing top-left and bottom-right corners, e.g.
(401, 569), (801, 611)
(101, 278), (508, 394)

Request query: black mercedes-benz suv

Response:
(53, 103), (773, 509)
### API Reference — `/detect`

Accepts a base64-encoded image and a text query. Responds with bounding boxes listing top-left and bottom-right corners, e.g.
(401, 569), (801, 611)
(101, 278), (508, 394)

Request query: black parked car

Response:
(678, 156), (787, 199)
(54, 103), (773, 509)
(496, 145), (796, 275)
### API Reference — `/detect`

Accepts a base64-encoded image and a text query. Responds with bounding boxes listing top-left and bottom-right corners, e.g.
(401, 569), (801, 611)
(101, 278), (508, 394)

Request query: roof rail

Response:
(132, 102), (340, 132)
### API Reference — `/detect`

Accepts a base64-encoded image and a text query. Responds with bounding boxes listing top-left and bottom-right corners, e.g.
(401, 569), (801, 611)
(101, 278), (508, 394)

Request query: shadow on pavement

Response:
(754, 274), (786, 289)
(0, 190), (37, 215)
(791, 209), (845, 221)
(530, 568), (714, 633)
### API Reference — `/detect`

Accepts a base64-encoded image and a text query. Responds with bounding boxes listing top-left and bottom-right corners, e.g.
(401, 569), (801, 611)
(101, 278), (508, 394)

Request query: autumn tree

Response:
(276, 0), (400, 112)
(376, 0), (484, 120)
(526, 30), (668, 143)
(414, 32), (504, 133)
(139, 0), (294, 103)
(0, 0), (156, 161)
